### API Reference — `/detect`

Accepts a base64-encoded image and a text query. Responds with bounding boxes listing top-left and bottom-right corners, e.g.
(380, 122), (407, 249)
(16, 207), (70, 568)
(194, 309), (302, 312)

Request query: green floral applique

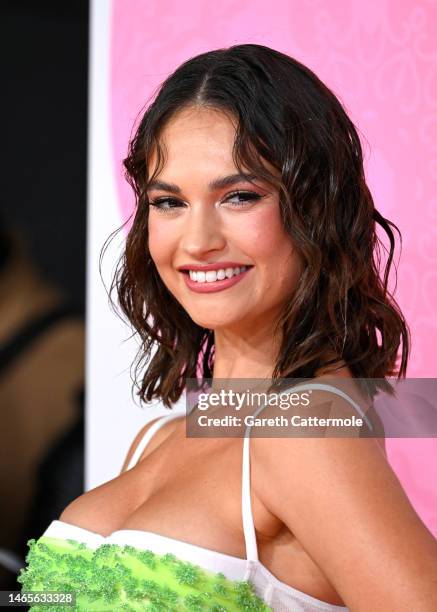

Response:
(17, 536), (272, 611)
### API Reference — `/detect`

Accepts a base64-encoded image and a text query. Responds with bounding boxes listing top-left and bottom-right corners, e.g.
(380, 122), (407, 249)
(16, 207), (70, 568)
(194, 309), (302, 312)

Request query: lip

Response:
(177, 262), (251, 272)
(181, 267), (253, 293)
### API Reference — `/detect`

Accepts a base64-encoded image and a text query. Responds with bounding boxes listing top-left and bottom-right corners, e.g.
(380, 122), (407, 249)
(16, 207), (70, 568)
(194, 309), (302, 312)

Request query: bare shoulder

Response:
(310, 365), (387, 452)
(251, 424), (437, 610)
(119, 415), (168, 474)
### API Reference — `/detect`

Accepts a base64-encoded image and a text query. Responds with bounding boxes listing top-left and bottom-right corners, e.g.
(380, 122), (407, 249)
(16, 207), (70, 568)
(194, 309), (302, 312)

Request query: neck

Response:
(212, 317), (282, 380)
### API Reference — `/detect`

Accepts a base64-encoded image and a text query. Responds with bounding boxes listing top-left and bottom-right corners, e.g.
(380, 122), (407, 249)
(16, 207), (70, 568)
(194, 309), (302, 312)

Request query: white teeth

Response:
(205, 270), (217, 282)
(188, 266), (249, 283)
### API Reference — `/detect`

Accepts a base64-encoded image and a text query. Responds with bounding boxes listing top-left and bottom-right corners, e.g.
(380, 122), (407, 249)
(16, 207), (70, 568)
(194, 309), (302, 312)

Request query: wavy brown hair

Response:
(108, 43), (410, 408)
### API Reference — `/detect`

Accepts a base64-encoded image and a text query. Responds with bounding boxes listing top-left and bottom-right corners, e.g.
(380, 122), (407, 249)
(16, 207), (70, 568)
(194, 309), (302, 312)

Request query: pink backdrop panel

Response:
(109, 0), (437, 535)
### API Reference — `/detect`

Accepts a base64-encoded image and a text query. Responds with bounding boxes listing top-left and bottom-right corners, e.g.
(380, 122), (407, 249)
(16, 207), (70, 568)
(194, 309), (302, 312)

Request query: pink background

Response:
(109, 0), (437, 534)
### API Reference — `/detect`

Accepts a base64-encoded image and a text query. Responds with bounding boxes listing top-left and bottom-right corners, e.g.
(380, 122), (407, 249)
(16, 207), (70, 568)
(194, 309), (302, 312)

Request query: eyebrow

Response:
(147, 173), (259, 193)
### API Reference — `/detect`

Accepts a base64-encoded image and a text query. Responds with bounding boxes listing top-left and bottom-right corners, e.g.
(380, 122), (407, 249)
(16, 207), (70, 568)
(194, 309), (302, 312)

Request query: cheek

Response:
(242, 205), (293, 260)
(245, 206), (301, 292)
(147, 217), (175, 266)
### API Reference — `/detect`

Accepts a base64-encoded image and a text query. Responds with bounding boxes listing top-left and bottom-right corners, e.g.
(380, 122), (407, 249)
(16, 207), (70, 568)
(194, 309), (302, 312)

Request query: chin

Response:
(182, 308), (235, 329)
(188, 315), (228, 329)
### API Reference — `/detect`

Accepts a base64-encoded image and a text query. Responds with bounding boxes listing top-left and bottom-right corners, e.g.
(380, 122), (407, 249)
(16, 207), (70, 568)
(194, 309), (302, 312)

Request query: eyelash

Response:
(149, 191), (262, 213)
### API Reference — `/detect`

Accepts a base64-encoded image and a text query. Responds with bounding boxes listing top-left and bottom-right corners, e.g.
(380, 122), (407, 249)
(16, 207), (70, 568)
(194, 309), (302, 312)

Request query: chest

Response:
(88, 431), (345, 606)
(112, 433), (276, 558)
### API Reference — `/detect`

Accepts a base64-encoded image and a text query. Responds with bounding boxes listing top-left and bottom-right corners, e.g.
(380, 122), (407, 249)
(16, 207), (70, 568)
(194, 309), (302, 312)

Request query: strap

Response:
(126, 412), (184, 471)
(241, 382), (374, 561)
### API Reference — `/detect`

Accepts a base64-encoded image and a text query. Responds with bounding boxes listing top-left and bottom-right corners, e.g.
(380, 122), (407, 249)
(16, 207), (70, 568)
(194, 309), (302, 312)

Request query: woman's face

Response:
(147, 105), (303, 334)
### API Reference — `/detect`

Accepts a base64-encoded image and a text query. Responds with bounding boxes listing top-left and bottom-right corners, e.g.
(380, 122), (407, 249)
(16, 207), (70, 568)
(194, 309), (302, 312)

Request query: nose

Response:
(179, 203), (226, 258)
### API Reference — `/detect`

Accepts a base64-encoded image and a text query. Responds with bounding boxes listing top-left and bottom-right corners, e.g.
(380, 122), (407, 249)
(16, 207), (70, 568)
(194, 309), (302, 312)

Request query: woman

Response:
(19, 44), (437, 611)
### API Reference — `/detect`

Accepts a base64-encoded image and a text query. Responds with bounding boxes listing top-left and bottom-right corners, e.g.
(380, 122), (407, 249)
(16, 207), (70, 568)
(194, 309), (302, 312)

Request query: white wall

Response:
(86, 0), (183, 490)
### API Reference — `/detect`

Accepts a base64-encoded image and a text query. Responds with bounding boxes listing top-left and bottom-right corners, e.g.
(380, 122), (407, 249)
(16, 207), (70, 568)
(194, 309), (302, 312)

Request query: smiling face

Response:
(147, 105), (303, 335)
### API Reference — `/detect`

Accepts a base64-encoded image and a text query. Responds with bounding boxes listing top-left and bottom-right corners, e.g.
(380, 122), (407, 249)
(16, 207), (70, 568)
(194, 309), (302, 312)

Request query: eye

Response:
(223, 191), (263, 207)
(149, 190), (264, 213)
(149, 197), (186, 213)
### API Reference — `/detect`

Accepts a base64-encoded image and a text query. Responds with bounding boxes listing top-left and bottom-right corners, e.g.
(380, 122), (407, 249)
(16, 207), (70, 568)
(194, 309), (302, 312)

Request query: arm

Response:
(252, 394), (437, 611)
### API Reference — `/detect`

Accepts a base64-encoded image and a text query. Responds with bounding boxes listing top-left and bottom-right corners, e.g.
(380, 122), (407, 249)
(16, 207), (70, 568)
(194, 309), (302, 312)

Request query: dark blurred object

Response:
(0, 220), (13, 270)
(17, 388), (85, 557)
(0, 0), (88, 590)
(0, 226), (85, 590)
(5, 399), (84, 594)
(0, 0), (88, 312)
(2, 0), (88, 19)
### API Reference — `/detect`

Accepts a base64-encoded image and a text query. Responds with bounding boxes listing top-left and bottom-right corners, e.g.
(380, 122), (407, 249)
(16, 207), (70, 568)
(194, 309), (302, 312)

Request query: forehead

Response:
(148, 106), (239, 176)
(165, 105), (237, 136)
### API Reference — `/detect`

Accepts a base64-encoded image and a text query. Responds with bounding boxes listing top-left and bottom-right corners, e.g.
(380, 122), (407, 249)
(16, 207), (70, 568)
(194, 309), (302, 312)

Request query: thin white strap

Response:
(242, 433), (259, 561)
(242, 382), (374, 561)
(126, 412), (184, 471)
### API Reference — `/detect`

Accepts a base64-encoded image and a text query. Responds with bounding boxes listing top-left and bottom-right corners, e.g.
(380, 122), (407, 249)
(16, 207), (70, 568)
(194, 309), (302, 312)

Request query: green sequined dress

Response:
(18, 533), (272, 611)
